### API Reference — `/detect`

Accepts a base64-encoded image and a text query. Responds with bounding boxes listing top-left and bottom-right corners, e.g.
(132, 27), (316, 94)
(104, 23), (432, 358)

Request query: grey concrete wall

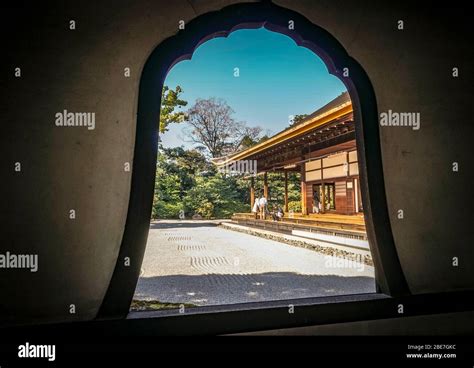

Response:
(2, 0), (472, 326)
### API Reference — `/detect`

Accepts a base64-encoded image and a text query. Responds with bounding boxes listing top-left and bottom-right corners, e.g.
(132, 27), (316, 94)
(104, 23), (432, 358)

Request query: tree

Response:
(185, 98), (264, 158)
(152, 152), (183, 219)
(156, 146), (213, 200)
(183, 173), (249, 219)
(152, 146), (250, 219)
(185, 98), (238, 157)
(290, 114), (309, 126)
(238, 132), (269, 150)
(234, 126), (265, 151)
(159, 85), (188, 133)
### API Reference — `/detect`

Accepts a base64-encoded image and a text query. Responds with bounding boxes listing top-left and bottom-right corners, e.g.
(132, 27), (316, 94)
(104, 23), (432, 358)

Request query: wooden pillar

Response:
(284, 171), (289, 212)
(320, 158), (325, 214)
(300, 165), (307, 215)
(250, 176), (255, 209)
(263, 172), (268, 199)
(321, 181), (325, 214)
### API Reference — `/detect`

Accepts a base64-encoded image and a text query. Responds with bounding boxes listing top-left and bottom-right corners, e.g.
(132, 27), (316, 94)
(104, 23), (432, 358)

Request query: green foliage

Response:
(239, 135), (257, 150)
(252, 172), (301, 212)
(290, 114), (309, 126)
(183, 174), (249, 219)
(152, 201), (183, 219)
(287, 201), (302, 213)
(239, 134), (270, 150)
(152, 147), (250, 219)
(159, 85), (188, 133)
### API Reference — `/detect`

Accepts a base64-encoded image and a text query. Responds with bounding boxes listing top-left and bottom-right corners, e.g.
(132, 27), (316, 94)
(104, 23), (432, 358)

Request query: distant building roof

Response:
(294, 91), (351, 128)
(214, 91), (353, 166)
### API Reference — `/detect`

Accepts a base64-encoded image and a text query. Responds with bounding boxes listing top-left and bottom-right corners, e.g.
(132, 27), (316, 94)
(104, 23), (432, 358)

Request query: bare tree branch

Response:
(185, 98), (263, 158)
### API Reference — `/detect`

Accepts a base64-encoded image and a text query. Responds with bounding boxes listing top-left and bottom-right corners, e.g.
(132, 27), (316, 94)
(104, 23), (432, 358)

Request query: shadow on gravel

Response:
(134, 272), (375, 309)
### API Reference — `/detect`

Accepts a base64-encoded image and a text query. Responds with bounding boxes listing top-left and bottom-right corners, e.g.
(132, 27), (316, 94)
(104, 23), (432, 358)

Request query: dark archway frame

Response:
(98, 1), (410, 320)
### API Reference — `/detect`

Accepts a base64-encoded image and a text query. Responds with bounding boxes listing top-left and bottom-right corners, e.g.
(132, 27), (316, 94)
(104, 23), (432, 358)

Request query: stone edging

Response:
(219, 223), (374, 267)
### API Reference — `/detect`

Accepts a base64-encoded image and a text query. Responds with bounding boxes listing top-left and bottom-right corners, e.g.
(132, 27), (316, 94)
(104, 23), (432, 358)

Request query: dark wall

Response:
(236, 311), (474, 335)
(2, 0), (473, 326)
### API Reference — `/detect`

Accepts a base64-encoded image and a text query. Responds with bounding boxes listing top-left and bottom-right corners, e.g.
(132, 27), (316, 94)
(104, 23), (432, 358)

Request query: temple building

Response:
(216, 91), (363, 217)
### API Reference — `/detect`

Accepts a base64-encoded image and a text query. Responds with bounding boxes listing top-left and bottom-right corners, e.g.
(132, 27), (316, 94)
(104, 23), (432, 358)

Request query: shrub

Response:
(287, 200), (301, 213)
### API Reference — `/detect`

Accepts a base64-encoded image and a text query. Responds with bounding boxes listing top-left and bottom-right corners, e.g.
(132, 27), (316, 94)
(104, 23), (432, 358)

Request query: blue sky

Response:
(161, 27), (347, 148)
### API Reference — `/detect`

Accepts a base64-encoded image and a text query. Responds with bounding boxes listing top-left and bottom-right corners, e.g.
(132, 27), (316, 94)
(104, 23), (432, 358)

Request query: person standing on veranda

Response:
(252, 196), (259, 219)
(258, 192), (268, 220)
